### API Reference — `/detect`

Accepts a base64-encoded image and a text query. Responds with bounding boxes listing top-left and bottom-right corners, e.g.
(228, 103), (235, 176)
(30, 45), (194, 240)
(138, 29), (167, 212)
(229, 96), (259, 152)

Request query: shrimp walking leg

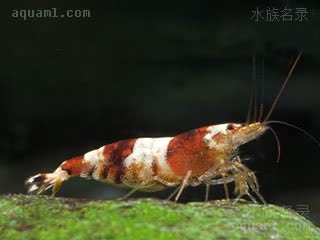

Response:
(175, 170), (192, 202)
(121, 188), (139, 200)
(166, 187), (180, 201)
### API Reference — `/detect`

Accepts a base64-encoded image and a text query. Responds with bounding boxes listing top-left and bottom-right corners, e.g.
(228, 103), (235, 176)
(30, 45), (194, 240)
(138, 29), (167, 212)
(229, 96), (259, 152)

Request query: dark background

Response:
(1, 1), (320, 225)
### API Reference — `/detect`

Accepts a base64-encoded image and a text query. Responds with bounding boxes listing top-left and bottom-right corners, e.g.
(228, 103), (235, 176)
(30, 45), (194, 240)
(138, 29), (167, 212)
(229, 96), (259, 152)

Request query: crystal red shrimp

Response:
(25, 52), (304, 203)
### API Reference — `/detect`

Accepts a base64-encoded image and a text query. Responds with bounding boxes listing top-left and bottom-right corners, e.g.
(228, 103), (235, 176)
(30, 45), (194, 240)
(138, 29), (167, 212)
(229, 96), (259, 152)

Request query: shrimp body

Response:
(25, 51), (305, 202)
(26, 122), (268, 200)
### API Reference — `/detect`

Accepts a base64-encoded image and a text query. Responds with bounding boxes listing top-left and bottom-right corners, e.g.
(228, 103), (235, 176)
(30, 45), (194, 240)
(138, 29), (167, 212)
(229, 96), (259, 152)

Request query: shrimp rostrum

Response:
(26, 52), (307, 203)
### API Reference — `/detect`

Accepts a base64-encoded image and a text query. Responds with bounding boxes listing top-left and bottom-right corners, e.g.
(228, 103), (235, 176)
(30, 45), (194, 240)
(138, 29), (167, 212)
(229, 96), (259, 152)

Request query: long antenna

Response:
(258, 55), (265, 122)
(253, 54), (258, 122)
(246, 54), (256, 125)
(268, 125), (281, 163)
(266, 120), (320, 149)
(263, 51), (303, 122)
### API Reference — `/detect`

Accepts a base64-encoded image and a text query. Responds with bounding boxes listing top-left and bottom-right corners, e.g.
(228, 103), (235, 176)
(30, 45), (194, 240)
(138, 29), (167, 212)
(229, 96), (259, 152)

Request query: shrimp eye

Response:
(227, 124), (234, 130)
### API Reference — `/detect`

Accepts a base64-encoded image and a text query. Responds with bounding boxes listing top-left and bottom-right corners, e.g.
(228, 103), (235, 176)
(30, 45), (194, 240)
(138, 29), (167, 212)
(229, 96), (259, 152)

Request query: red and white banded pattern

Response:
(54, 124), (234, 190)
(27, 123), (245, 194)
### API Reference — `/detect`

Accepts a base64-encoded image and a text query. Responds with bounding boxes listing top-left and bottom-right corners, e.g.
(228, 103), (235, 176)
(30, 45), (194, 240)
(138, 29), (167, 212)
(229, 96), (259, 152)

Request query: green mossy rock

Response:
(0, 194), (319, 240)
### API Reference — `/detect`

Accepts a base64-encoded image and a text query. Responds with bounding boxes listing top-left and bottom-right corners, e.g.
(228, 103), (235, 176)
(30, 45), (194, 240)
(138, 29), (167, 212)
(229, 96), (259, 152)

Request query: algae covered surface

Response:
(0, 194), (319, 240)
